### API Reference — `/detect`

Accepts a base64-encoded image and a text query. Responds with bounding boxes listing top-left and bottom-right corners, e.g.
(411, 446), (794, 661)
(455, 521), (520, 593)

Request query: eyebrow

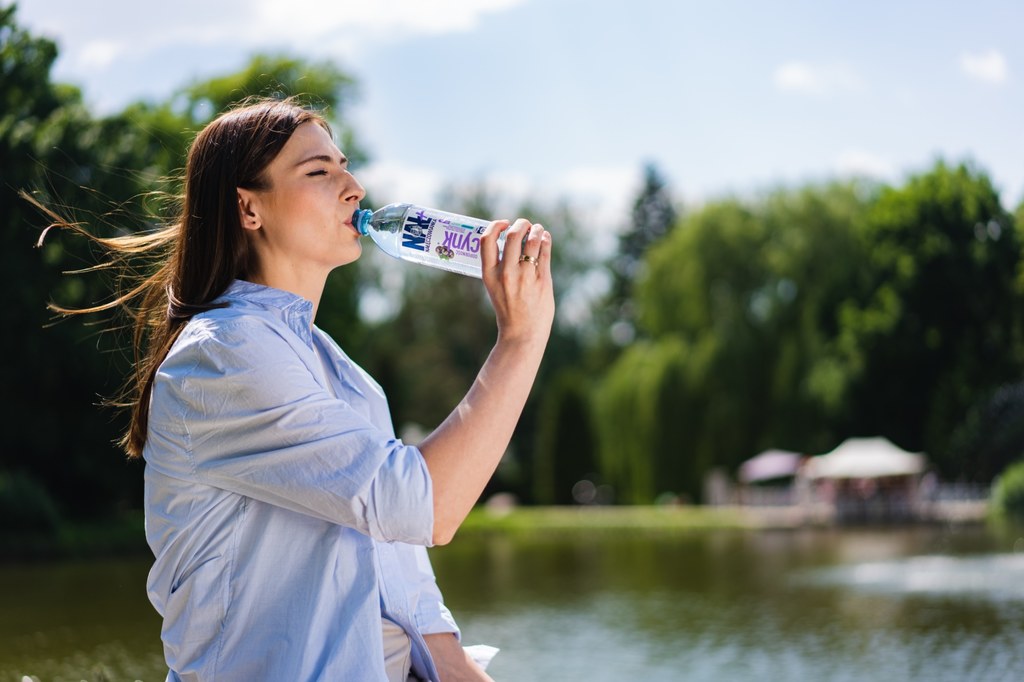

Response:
(294, 154), (348, 168)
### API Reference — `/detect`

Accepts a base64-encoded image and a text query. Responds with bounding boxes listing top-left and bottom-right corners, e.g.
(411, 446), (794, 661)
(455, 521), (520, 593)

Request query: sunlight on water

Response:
(3, 527), (1023, 681)
(794, 553), (1024, 601)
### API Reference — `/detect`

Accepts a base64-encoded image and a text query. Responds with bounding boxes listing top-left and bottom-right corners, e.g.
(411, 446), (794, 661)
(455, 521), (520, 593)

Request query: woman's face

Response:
(238, 121), (366, 283)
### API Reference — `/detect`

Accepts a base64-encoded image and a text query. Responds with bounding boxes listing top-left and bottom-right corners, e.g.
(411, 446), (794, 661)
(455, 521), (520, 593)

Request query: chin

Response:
(338, 242), (362, 266)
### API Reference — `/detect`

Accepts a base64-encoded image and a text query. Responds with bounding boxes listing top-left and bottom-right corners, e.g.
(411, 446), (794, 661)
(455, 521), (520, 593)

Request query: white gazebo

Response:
(804, 437), (928, 522)
(805, 437), (926, 480)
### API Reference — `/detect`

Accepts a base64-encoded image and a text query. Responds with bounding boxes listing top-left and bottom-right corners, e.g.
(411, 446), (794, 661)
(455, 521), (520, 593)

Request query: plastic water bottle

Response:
(354, 203), (503, 278)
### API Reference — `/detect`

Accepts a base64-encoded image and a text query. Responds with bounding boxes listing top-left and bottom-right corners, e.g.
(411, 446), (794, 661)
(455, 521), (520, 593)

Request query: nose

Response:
(342, 170), (366, 205)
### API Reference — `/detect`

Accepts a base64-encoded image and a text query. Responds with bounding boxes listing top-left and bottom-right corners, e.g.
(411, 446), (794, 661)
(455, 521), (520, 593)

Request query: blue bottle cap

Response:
(353, 208), (371, 235)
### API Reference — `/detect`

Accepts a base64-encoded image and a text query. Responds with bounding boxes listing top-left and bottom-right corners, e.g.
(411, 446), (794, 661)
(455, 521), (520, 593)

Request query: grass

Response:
(457, 504), (762, 535)
(3, 505), (763, 561)
(19, 500), (971, 561)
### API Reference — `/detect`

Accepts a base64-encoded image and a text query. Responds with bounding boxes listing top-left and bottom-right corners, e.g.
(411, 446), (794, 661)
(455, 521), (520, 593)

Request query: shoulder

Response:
(312, 326), (385, 394)
(165, 306), (306, 375)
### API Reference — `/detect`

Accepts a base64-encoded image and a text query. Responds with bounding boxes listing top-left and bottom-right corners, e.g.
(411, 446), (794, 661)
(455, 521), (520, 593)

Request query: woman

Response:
(37, 98), (554, 681)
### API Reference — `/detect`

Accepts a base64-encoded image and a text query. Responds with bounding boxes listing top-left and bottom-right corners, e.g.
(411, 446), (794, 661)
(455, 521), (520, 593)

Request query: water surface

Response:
(2, 524), (1022, 681)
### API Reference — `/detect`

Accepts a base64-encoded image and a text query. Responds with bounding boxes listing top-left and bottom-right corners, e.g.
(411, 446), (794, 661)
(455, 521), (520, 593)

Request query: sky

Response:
(15, 0), (1024, 251)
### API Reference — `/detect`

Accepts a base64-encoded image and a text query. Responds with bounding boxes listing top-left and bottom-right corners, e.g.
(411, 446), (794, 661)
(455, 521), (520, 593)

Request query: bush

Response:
(0, 470), (62, 535)
(991, 459), (1024, 523)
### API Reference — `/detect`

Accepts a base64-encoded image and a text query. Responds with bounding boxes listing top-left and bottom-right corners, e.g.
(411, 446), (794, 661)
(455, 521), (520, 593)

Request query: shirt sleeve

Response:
(145, 315), (435, 546)
(411, 545), (461, 638)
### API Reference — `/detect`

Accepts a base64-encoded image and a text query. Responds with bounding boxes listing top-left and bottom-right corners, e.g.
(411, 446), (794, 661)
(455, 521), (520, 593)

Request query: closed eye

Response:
(306, 169), (328, 177)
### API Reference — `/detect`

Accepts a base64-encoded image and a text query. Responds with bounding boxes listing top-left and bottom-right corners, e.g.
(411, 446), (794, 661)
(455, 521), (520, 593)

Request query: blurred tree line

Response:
(592, 173), (1024, 503)
(3, 5), (1024, 537)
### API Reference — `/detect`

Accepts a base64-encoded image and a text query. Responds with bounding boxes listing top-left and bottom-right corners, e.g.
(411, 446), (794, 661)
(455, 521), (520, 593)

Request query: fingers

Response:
(480, 216), (555, 344)
(500, 218), (533, 266)
(516, 222), (547, 276)
(535, 229), (553, 278)
(481, 217), (552, 287)
(504, 220), (550, 274)
(480, 219), (510, 277)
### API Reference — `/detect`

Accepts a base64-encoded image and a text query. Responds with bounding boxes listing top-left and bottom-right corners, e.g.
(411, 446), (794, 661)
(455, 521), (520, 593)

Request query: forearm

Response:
(424, 633), (494, 682)
(419, 335), (546, 544)
(420, 217), (553, 546)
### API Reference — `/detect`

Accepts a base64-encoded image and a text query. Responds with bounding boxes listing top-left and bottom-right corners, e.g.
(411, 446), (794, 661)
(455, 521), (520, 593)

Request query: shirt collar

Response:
(218, 279), (316, 346)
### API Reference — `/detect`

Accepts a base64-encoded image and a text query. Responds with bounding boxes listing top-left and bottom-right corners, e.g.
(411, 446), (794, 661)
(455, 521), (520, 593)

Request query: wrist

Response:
(495, 327), (550, 354)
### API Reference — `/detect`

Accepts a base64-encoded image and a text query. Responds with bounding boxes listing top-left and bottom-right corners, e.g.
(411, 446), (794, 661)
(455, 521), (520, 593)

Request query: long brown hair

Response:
(31, 97), (331, 458)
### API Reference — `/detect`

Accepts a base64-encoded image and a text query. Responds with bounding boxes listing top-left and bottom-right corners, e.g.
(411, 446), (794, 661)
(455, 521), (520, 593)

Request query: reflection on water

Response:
(0, 557), (164, 681)
(430, 525), (1024, 681)
(795, 553), (1024, 601)
(2, 524), (1023, 681)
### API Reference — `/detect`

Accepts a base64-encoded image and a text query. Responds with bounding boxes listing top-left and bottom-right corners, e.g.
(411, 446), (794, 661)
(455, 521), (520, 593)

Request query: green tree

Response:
(836, 161), (1023, 476)
(2, 4), (143, 520)
(175, 52), (366, 166)
(6, 3), (368, 526)
(532, 369), (597, 504)
(602, 163), (678, 347)
(633, 182), (871, 476)
(592, 337), (707, 503)
(948, 381), (1024, 484)
(603, 164), (1021, 491)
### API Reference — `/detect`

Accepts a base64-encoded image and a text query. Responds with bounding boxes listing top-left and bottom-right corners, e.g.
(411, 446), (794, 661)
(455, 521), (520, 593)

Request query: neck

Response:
(247, 267), (326, 323)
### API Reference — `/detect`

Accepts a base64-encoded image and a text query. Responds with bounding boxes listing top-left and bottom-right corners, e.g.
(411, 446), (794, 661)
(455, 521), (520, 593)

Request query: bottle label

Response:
(401, 207), (490, 268)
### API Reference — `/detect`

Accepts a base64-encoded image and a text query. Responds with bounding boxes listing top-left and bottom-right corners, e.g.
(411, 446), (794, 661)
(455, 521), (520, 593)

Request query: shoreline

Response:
(458, 500), (992, 535)
(1, 502), (992, 562)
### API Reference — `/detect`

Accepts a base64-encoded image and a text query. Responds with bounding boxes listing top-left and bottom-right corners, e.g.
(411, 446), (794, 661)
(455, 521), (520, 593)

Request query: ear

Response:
(237, 188), (262, 232)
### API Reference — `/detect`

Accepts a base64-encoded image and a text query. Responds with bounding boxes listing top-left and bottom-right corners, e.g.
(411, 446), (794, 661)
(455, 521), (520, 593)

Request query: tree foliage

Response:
(949, 381), (1024, 483)
(601, 162), (678, 346)
(2, 5), (141, 519)
(4, 5), (367, 521)
(836, 162), (1022, 470)
(610, 163), (678, 294)
(634, 183), (869, 481)
(532, 369), (597, 504)
(595, 166), (1023, 502)
(592, 337), (709, 503)
(351, 182), (595, 501)
(6, 4), (1024, 525)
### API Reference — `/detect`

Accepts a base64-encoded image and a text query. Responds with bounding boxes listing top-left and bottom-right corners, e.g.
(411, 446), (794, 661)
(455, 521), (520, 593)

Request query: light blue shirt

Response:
(143, 280), (459, 681)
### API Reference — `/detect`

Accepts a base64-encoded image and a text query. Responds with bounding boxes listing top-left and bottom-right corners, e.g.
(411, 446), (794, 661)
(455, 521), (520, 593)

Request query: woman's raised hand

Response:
(479, 218), (554, 347)
(421, 217), (555, 544)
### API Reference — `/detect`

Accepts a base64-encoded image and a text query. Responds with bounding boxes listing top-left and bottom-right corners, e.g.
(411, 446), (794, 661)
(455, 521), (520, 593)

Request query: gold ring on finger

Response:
(519, 254), (539, 266)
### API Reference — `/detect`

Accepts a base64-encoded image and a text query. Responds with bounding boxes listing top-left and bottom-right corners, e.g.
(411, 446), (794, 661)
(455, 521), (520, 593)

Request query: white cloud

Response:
(355, 160), (446, 207)
(558, 165), (641, 257)
(959, 49), (1008, 84)
(79, 40), (125, 70)
(562, 166), (638, 220)
(561, 166), (638, 196)
(249, 0), (530, 64)
(253, 0), (524, 43)
(774, 61), (866, 95)
(478, 170), (534, 206)
(354, 162), (538, 216)
(834, 149), (895, 179)
(20, 0), (528, 71)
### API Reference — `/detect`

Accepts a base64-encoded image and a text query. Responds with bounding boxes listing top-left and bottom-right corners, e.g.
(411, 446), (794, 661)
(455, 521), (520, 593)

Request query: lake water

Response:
(2, 523), (1023, 681)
